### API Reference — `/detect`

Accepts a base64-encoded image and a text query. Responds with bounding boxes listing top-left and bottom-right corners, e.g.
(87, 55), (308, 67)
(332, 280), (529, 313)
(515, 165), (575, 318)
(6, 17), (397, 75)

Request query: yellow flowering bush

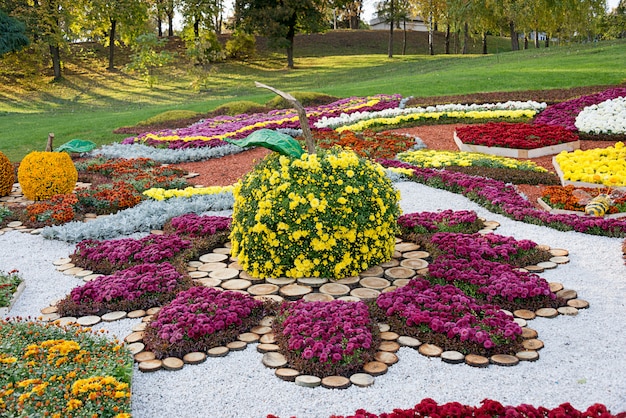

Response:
(143, 185), (234, 200)
(554, 142), (626, 187)
(230, 147), (401, 279)
(0, 151), (13, 197)
(17, 151), (78, 201)
(336, 109), (537, 133)
(397, 149), (548, 172)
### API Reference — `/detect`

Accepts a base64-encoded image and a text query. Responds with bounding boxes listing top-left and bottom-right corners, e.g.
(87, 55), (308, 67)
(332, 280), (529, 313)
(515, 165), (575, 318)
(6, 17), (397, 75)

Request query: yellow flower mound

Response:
(143, 185), (234, 200)
(230, 147), (401, 279)
(397, 149), (547, 172)
(554, 141), (626, 187)
(17, 151), (78, 201)
(0, 151), (14, 197)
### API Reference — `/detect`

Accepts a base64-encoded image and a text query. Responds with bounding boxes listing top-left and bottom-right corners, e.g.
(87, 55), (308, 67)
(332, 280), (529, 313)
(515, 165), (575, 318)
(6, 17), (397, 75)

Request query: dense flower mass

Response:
(163, 214), (231, 237)
(429, 232), (538, 262)
(541, 184), (626, 214)
(376, 277), (522, 351)
(575, 96), (626, 135)
(314, 130), (425, 160)
(274, 300), (378, 377)
(455, 122), (579, 149)
(123, 95), (401, 149)
(143, 185), (234, 200)
(396, 149), (547, 172)
(398, 209), (484, 234)
(230, 147), (400, 278)
(534, 87), (626, 131)
(143, 286), (264, 358)
(554, 142), (626, 186)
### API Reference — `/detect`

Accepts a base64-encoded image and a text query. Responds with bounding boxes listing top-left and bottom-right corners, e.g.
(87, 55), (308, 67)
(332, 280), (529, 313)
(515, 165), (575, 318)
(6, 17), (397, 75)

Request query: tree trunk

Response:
(509, 20), (519, 51)
(445, 24), (450, 54)
(462, 21), (469, 54)
(402, 20), (407, 55)
(108, 19), (116, 71)
(482, 31), (488, 54)
(388, 0), (394, 58)
(534, 29), (539, 48)
(524, 34), (528, 49)
(157, 18), (163, 37)
(168, 12), (174, 36)
(286, 35), (294, 69)
(49, 44), (61, 79)
(194, 18), (200, 38)
(428, 12), (434, 55)
(545, 36), (550, 48)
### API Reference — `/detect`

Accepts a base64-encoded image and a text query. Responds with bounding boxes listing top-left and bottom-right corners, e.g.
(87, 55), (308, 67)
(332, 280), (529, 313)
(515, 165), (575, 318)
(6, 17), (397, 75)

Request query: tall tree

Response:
(179, 0), (224, 35)
(0, 10), (29, 55)
(235, 0), (325, 69)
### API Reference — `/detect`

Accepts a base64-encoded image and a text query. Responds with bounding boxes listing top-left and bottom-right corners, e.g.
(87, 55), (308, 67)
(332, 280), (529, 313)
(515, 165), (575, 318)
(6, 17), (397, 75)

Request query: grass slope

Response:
(0, 32), (625, 162)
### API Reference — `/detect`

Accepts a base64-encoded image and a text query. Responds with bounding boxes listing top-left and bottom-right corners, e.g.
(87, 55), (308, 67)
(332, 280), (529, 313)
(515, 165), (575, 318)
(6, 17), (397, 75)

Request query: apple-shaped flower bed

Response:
(454, 122), (580, 158)
(56, 262), (192, 317)
(272, 299), (379, 378)
(142, 286), (265, 359)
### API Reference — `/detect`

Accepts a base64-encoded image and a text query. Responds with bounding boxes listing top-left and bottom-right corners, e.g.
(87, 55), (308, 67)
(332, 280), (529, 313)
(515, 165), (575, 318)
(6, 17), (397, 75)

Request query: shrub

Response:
(17, 151), (78, 201)
(225, 31), (256, 60)
(0, 151), (13, 197)
(212, 100), (270, 116)
(138, 110), (200, 126)
(230, 147), (400, 279)
(265, 92), (340, 109)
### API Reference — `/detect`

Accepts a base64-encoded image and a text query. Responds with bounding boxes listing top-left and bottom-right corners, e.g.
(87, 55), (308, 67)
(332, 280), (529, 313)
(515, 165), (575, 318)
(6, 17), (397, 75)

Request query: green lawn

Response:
(0, 37), (625, 162)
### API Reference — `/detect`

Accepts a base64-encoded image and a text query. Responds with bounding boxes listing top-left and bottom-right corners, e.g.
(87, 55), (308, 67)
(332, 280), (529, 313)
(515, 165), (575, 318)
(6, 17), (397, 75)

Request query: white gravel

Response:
(2, 181), (625, 417)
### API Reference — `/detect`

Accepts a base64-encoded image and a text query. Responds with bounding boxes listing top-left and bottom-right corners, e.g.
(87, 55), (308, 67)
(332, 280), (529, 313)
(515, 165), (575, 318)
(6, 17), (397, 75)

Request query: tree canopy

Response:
(0, 10), (29, 55)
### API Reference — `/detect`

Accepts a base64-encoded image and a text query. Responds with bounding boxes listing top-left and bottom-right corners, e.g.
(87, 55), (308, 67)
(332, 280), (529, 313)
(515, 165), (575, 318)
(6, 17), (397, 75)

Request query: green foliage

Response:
(126, 33), (174, 88)
(182, 28), (225, 64)
(226, 129), (304, 158)
(213, 100), (270, 116)
(0, 10), (29, 56)
(138, 110), (200, 126)
(0, 151), (14, 197)
(225, 31), (256, 60)
(265, 91), (339, 109)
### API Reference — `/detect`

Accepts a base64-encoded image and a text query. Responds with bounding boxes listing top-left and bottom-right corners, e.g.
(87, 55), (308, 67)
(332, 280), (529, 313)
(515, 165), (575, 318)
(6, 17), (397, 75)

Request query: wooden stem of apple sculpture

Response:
(255, 81), (316, 154)
(45, 133), (54, 152)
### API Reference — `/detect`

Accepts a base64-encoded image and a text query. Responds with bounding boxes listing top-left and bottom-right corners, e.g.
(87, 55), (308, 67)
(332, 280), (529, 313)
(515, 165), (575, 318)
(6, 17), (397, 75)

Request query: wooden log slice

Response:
(549, 248), (569, 256)
(384, 267), (416, 281)
(251, 326), (272, 335)
(378, 323), (390, 332)
(380, 259), (400, 268)
(418, 343), (443, 357)
(188, 261), (204, 268)
(537, 261), (557, 270)
(248, 283), (280, 296)
(557, 306), (578, 316)
(41, 313), (61, 322)
(400, 259), (428, 270)
(189, 271), (209, 279)
(265, 277), (295, 286)
(41, 305), (58, 314)
(393, 279), (411, 288)
(362, 361), (387, 376)
(134, 351), (156, 362)
(374, 351), (398, 365)
(319, 283), (350, 297)
(535, 308), (558, 318)
(56, 317), (77, 326)
(303, 293), (334, 302)
(522, 339), (544, 350)
(259, 316), (274, 326)
(378, 341), (400, 353)
(397, 336), (421, 348)
(521, 328), (538, 339)
(102, 311), (127, 322)
(209, 268), (240, 281)
(295, 375), (322, 388)
(142, 316), (153, 323)
(465, 354), (489, 368)
(213, 247), (231, 255)
(125, 331), (144, 344)
(483, 220), (500, 229)
(75, 269), (94, 277)
(82, 274), (102, 282)
(253, 294), (284, 303)
(392, 250), (402, 259)
(63, 267), (85, 276)
(149, 229), (164, 235)
(275, 368), (300, 382)
(198, 262), (228, 272)
(183, 352), (207, 365)
(138, 359), (162, 372)
(416, 268), (429, 276)
(549, 256), (570, 264)
(239, 271), (264, 282)
(56, 262), (75, 271)
(516, 350), (540, 361)
(199, 253), (228, 263)
(382, 286), (397, 293)
(514, 318), (527, 327)
(513, 309), (536, 320)
(146, 307), (161, 315)
(53, 257), (72, 266)
(556, 289), (577, 300)
(350, 373), (375, 387)
(524, 265), (544, 273)
(441, 351), (465, 364)
(359, 277), (390, 290)
(226, 341), (248, 351)
(567, 299), (589, 309)
(349, 287), (380, 301)
(262, 352), (288, 368)
(194, 277), (222, 288)
(259, 333), (276, 344)
(221, 279), (252, 291)
(402, 251), (430, 259)
(321, 376), (351, 389)
(77, 315), (101, 326)
(490, 354), (519, 366)
(335, 276), (360, 288)
(162, 357), (185, 371)
(229, 261), (243, 270)
(257, 343), (280, 353)
(360, 265), (384, 277)
(395, 242), (420, 252)
(127, 342), (145, 355)
(279, 283), (313, 300)
(549, 282), (564, 292)
(132, 322), (148, 332)
(337, 296), (361, 302)
(380, 331), (399, 341)
(207, 346), (229, 357)
(297, 277), (328, 288)
(238, 332), (260, 343)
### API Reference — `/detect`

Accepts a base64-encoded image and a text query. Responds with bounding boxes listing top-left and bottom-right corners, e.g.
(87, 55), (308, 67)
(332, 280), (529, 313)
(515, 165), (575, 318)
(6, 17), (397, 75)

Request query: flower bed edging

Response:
(453, 131), (580, 158)
(0, 280), (25, 316)
(552, 156), (626, 192)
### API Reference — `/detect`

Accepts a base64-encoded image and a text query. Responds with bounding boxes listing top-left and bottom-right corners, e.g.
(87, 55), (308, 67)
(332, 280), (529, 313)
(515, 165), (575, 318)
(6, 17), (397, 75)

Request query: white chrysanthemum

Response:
(575, 96), (626, 134)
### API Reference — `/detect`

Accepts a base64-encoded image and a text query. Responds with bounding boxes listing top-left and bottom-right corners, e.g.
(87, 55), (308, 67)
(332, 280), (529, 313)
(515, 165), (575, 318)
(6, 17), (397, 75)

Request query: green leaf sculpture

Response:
(56, 139), (97, 154)
(225, 129), (304, 158)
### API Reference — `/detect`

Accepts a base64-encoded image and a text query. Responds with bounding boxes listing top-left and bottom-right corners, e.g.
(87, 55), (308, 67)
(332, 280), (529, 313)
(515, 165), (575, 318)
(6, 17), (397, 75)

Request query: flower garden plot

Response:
(552, 142), (626, 190)
(537, 185), (626, 219)
(453, 122), (580, 159)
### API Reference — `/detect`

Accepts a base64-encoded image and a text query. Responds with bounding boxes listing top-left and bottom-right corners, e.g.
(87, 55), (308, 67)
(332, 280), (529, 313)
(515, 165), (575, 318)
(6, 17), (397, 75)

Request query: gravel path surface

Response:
(2, 181), (625, 418)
